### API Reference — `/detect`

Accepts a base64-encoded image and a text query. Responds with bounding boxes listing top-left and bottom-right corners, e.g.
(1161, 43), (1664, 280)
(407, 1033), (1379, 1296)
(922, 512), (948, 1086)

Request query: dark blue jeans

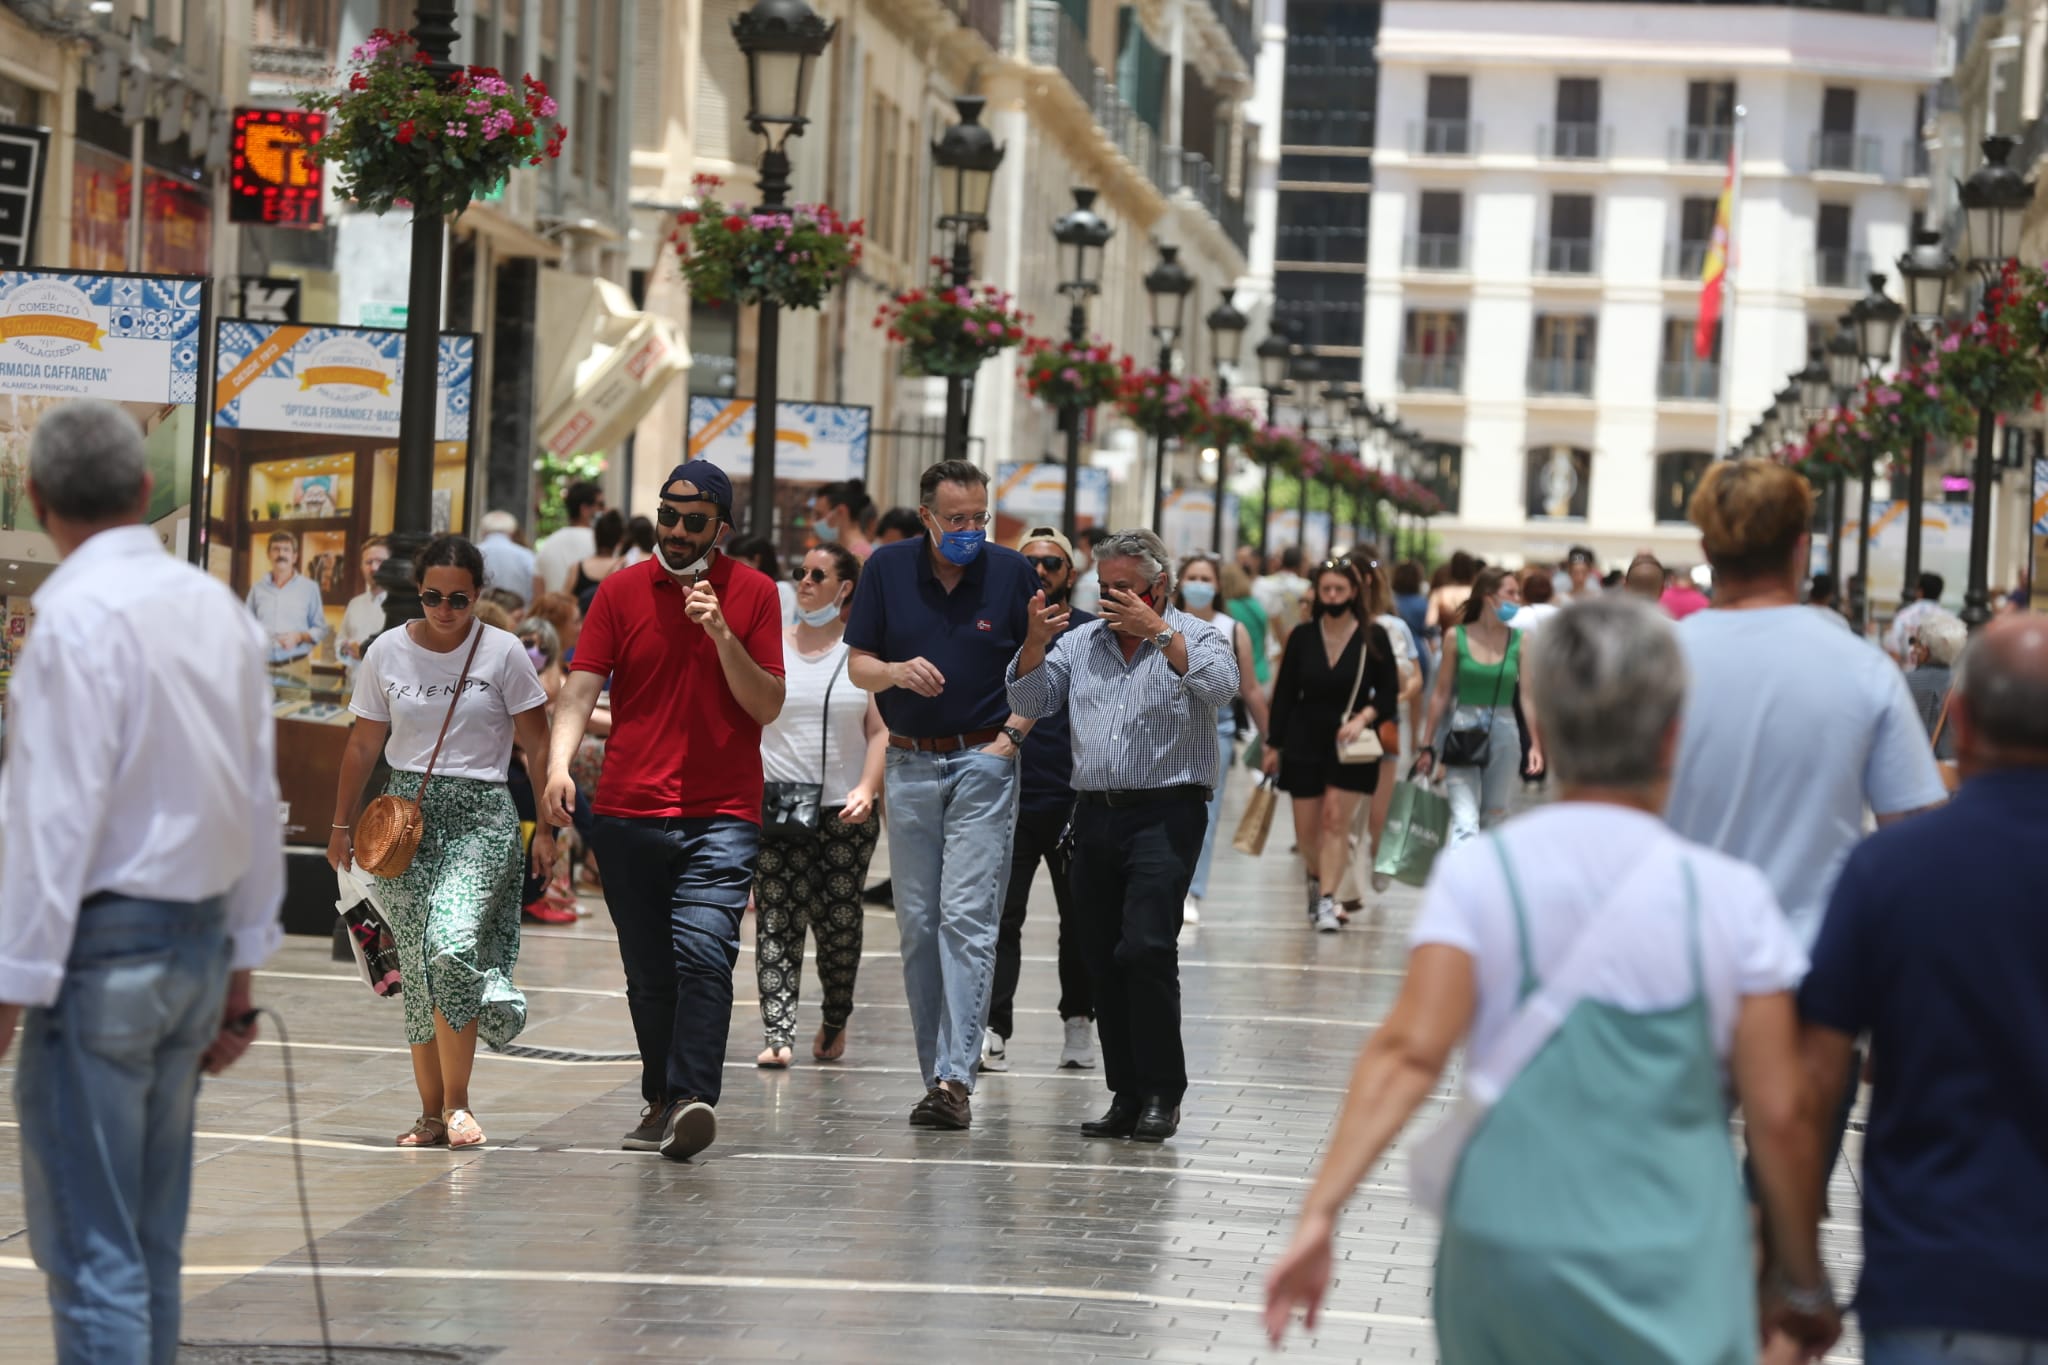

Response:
(588, 814), (760, 1108)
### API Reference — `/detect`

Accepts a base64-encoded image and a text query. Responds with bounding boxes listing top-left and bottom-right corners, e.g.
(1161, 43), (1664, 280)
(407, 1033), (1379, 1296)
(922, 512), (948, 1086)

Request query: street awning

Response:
(535, 274), (687, 458)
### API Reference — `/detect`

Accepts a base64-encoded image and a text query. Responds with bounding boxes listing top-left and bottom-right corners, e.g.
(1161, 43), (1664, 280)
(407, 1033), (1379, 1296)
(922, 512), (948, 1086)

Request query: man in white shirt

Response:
(245, 530), (329, 663)
(533, 480), (605, 602)
(478, 509), (537, 606)
(0, 399), (283, 1365)
(1883, 571), (1947, 662)
(336, 534), (390, 661)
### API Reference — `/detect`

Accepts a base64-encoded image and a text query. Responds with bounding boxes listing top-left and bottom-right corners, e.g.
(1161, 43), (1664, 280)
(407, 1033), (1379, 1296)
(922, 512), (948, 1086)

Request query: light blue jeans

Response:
(1866, 1332), (2048, 1364)
(16, 894), (231, 1365)
(883, 745), (1020, 1091)
(1189, 718), (1236, 900)
(1444, 707), (1520, 847)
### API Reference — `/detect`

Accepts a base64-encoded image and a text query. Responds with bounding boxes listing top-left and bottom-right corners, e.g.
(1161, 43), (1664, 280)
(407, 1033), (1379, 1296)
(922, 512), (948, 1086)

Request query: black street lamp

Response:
(1321, 381), (1359, 545)
(931, 96), (1005, 463)
(379, 0), (464, 635)
(1253, 330), (1294, 562)
(1848, 274), (1903, 630)
(1896, 229), (1959, 608)
(1823, 318), (1862, 595)
(733, 0), (837, 540)
(1956, 134), (2034, 628)
(1204, 293), (1248, 552)
(1144, 244), (1195, 530)
(1052, 187), (1113, 536)
(1289, 350), (1326, 551)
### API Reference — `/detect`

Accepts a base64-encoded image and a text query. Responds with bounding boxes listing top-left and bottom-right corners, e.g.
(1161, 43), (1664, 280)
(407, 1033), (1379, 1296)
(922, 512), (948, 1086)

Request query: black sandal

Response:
(813, 1023), (846, 1062)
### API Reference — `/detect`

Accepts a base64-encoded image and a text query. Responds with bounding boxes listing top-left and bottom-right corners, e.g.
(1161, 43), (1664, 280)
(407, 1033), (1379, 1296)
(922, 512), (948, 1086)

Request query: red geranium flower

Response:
(396, 120), (416, 144)
(723, 215), (745, 232)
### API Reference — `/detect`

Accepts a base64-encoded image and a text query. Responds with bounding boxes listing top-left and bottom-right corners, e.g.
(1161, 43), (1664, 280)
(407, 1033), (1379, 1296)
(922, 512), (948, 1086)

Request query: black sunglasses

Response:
(1023, 554), (1069, 573)
(419, 589), (473, 611)
(656, 505), (717, 532)
(792, 566), (835, 585)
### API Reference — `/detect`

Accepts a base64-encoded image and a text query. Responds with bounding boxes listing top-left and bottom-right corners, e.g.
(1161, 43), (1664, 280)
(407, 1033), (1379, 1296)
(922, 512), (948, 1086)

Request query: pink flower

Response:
(1060, 367), (1081, 384)
(1941, 332), (1961, 352)
(1925, 383), (1942, 398)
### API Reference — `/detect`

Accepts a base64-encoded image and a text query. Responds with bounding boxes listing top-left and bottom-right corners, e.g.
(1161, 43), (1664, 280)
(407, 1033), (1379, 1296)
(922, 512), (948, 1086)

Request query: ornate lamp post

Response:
(1052, 187), (1113, 536)
(1848, 274), (1903, 630)
(1956, 134), (2034, 627)
(930, 96), (1005, 462)
(1321, 381), (1360, 546)
(1823, 318), (1863, 594)
(1144, 243), (1195, 530)
(1895, 229), (1959, 608)
(1204, 293), (1248, 552)
(1253, 330), (1295, 562)
(733, 0), (837, 538)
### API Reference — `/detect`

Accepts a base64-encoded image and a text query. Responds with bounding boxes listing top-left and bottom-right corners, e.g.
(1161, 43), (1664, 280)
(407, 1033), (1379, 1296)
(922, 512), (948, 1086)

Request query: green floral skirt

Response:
(375, 771), (528, 1049)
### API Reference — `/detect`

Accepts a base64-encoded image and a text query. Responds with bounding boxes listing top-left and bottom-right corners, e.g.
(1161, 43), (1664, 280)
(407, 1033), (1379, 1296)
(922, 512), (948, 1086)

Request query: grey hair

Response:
(1915, 611), (1967, 667)
(480, 509), (520, 537)
(1526, 596), (1688, 788)
(27, 399), (148, 523)
(1094, 528), (1175, 597)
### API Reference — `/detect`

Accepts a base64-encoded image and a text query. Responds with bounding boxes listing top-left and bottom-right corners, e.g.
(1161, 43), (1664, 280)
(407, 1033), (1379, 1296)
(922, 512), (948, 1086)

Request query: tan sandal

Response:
(813, 1024), (847, 1062)
(396, 1115), (447, 1147)
(442, 1108), (486, 1148)
(756, 1044), (793, 1069)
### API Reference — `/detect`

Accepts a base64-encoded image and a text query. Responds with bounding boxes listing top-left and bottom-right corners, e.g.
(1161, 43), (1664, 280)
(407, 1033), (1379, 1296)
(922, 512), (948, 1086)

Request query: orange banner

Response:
(687, 399), (751, 455)
(0, 315), (106, 349)
(214, 325), (310, 412)
(299, 365), (392, 394)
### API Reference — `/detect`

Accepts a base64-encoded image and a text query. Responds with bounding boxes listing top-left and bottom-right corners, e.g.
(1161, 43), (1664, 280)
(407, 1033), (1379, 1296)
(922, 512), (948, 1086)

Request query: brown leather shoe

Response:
(908, 1085), (971, 1130)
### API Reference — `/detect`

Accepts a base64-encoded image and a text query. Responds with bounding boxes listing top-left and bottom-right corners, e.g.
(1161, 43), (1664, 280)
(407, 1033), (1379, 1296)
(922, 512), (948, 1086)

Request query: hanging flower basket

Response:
(1194, 394), (1258, 451)
(1021, 338), (1125, 410)
(875, 275), (1029, 378)
(670, 175), (862, 310)
(297, 30), (566, 217)
(1245, 424), (1304, 468)
(1117, 370), (1211, 440)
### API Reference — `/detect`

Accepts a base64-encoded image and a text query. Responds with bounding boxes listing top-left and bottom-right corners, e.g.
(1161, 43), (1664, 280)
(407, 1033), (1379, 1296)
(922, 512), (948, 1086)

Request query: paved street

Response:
(0, 783), (1870, 1363)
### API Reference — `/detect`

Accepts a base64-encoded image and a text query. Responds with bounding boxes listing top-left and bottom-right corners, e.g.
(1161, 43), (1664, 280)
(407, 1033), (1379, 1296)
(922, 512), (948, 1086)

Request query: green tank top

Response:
(1454, 626), (1519, 707)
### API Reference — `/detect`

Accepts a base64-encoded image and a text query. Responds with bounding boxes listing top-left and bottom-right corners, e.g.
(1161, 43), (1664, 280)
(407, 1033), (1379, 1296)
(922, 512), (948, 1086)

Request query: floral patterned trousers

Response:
(754, 810), (881, 1049)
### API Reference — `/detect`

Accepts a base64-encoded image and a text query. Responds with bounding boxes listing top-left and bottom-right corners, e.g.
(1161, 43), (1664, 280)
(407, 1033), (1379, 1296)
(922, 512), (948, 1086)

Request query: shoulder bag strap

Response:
(818, 647), (844, 779)
(1483, 629), (1512, 712)
(1343, 623), (1369, 718)
(415, 623), (486, 797)
(1930, 684), (1954, 753)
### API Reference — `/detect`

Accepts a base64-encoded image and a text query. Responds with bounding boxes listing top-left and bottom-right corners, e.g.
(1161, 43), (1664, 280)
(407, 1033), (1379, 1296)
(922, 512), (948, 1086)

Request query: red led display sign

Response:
(229, 109), (325, 227)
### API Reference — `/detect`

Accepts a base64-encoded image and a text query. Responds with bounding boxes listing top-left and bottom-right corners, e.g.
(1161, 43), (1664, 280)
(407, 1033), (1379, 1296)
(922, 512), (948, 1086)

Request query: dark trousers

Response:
(989, 803), (1092, 1039)
(1070, 796), (1207, 1106)
(587, 813), (760, 1108)
(755, 812), (882, 1047)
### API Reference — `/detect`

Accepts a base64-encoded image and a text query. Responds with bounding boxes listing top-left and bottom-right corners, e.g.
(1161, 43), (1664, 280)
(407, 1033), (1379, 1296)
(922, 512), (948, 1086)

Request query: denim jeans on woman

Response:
(1188, 715), (1237, 901)
(1865, 1332), (2048, 1364)
(16, 894), (231, 1365)
(1444, 706), (1520, 846)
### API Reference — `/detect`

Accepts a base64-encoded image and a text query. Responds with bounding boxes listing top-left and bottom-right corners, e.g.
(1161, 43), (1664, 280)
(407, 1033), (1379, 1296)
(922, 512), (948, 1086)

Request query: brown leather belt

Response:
(888, 728), (1003, 754)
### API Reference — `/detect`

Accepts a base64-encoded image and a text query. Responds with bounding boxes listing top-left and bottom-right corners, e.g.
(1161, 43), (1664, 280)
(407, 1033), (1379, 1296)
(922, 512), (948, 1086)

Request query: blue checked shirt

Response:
(1007, 608), (1240, 792)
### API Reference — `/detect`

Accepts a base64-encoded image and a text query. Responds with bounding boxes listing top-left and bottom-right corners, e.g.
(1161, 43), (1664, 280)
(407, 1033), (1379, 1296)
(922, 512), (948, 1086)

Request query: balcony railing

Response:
(944, 0), (1006, 50)
(1204, 0), (1256, 66)
(1528, 357), (1595, 396)
(1275, 226), (1367, 266)
(1538, 122), (1607, 160)
(1904, 136), (1931, 179)
(1813, 248), (1870, 290)
(1535, 237), (1596, 275)
(1812, 131), (1884, 175)
(1411, 118), (1478, 156)
(1658, 358), (1720, 401)
(1665, 240), (1711, 281)
(1674, 124), (1734, 164)
(1404, 233), (1466, 271)
(1177, 149), (1251, 256)
(1399, 353), (1465, 392)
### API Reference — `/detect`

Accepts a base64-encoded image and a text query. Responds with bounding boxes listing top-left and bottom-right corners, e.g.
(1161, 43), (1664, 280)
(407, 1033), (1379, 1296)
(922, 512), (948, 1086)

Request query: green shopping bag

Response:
(1373, 779), (1451, 888)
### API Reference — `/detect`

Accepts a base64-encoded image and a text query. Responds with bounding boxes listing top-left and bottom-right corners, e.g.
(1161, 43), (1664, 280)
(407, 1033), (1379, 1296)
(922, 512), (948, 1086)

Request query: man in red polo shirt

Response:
(544, 459), (784, 1163)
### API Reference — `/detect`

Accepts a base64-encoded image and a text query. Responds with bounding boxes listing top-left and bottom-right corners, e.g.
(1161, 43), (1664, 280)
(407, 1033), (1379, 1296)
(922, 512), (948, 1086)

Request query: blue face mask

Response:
(813, 518), (841, 543)
(796, 597), (845, 627)
(933, 526), (986, 566)
(1496, 601), (1520, 624)
(1181, 581), (1218, 609)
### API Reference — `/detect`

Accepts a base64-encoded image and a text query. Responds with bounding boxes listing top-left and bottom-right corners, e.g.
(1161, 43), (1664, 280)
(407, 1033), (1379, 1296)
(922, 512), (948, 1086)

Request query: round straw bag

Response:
(354, 626), (483, 878)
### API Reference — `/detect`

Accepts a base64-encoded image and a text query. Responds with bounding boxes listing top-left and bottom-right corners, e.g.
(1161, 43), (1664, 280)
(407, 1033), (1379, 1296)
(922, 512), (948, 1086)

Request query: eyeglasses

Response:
(792, 567), (835, 585)
(656, 505), (717, 532)
(419, 589), (473, 611)
(1023, 555), (1069, 573)
(926, 510), (991, 531)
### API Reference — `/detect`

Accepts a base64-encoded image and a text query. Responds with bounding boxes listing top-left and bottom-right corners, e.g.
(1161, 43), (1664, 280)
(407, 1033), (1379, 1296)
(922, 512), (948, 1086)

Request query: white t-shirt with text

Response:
(350, 621), (549, 782)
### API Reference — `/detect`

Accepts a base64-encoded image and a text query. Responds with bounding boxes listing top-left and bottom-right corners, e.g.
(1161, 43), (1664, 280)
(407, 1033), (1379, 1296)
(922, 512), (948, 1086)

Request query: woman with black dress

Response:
(1262, 560), (1400, 932)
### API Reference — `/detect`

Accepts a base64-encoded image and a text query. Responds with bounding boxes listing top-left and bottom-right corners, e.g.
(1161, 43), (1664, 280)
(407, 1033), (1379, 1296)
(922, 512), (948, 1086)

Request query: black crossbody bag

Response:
(1441, 628), (1512, 768)
(762, 651), (843, 840)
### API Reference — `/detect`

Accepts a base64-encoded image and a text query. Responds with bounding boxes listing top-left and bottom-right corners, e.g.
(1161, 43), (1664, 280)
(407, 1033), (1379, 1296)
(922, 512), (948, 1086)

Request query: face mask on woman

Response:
(1313, 598), (1353, 619)
(1181, 581), (1218, 609)
(813, 518), (841, 543)
(1495, 601), (1520, 624)
(796, 592), (846, 627)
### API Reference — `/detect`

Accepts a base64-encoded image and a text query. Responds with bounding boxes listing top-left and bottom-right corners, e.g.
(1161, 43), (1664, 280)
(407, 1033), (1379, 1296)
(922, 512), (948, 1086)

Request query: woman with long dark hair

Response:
(1416, 566), (1541, 845)
(1262, 560), (1400, 931)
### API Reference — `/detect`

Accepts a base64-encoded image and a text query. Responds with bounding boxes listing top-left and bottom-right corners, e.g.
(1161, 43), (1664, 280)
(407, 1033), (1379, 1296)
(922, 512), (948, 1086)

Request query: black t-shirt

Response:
(1268, 619), (1399, 761)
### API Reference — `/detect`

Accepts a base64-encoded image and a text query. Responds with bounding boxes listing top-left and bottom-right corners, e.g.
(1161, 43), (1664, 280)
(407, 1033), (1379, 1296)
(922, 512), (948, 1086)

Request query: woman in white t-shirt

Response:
(327, 536), (554, 1150)
(1174, 554), (1272, 924)
(754, 543), (888, 1068)
(1268, 598), (1837, 1361)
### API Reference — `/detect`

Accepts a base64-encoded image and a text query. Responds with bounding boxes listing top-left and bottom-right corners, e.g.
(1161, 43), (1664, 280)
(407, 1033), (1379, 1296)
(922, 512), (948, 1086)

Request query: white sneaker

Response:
(1313, 897), (1343, 933)
(1371, 872), (1392, 895)
(978, 1027), (1009, 1073)
(1059, 1017), (1097, 1070)
(1183, 896), (1201, 925)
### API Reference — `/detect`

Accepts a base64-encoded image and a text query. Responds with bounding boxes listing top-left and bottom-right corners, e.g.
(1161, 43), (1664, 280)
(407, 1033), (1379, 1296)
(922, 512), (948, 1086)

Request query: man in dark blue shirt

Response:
(1800, 615), (2048, 1363)
(844, 460), (1036, 1132)
(983, 527), (1095, 1076)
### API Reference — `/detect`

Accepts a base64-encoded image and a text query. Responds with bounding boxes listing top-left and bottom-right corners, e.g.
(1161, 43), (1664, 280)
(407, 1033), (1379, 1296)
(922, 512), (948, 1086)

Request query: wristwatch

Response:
(1000, 724), (1027, 748)
(1150, 626), (1177, 651)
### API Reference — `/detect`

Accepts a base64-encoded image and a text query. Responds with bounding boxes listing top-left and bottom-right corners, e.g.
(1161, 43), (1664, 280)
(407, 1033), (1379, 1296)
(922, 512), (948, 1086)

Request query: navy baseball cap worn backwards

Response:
(663, 460), (733, 520)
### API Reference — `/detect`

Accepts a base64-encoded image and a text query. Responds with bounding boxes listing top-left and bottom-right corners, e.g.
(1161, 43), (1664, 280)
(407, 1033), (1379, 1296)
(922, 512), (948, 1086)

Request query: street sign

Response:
(229, 108), (325, 227)
(0, 122), (50, 268)
(236, 276), (301, 323)
(359, 301), (407, 328)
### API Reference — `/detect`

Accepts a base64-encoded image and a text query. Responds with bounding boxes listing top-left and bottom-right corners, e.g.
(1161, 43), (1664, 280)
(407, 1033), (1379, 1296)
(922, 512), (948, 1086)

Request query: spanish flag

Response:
(1694, 146), (1735, 360)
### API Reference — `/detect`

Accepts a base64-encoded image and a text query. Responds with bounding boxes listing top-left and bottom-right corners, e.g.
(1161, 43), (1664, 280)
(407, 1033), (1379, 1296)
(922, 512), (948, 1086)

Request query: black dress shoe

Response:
(1080, 1095), (1141, 1139)
(1132, 1096), (1180, 1143)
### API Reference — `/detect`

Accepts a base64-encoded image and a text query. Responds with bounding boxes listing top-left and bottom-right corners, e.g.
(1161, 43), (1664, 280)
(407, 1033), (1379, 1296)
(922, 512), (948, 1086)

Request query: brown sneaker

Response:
(659, 1098), (717, 1162)
(908, 1084), (971, 1130)
(621, 1100), (666, 1152)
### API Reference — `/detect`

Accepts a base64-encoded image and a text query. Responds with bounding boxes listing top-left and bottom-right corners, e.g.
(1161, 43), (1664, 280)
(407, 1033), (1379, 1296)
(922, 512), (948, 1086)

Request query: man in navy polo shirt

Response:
(845, 459), (1036, 1131)
(1799, 616), (2048, 1363)
(544, 459), (785, 1163)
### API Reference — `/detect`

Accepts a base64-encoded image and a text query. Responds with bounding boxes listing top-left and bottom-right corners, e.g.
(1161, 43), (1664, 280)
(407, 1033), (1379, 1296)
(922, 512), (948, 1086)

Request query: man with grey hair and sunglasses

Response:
(1009, 528), (1240, 1143)
(0, 399), (283, 1364)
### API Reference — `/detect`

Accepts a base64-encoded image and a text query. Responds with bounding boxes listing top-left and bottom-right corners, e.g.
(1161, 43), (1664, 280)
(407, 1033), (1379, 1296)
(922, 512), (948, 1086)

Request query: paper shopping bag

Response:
(1373, 781), (1451, 888)
(336, 867), (404, 998)
(1233, 775), (1278, 856)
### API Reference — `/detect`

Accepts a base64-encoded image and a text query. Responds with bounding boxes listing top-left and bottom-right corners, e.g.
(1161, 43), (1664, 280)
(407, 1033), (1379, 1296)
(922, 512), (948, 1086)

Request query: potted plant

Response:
(1021, 338), (1125, 411)
(874, 276), (1029, 377)
(1245, 424), (1305, 469)
(671, 175), (862, 310)
(1194, 394), (1259, 453)
(297, 29), (567, 217)
(1116, 369), (1211, 441)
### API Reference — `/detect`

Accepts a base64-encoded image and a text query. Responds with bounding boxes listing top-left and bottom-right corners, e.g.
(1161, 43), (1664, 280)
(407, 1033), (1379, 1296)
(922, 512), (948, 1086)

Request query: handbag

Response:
(1440, 627), (1512, 768)
(354, 624), (484, 878)
(1372, 773), (1452, 888)
(334, 867), (403, 997)
(1335, 629), (1385, 764)
(1233, 775), (1278, 856)
(762, 649), (842, 839)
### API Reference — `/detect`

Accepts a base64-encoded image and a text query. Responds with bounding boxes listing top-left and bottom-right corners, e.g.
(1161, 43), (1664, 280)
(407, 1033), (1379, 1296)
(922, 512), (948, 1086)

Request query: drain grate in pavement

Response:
(181, 1344), (497, 1364)
(493, 1042), (638, 1062)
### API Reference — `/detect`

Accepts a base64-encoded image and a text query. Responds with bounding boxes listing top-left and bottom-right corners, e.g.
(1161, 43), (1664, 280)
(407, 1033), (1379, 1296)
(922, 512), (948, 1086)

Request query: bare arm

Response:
(324, 718), (391, 870)
(1417, 638), (1459, 756)
(512, 705), (559, 876)
(543, 670), (606, 825)
(711, 627), (786, 727)
(1875, 803), (1942, 828)
(1741, 997), (1828, 1292)
(1235, 625), (1271, 735)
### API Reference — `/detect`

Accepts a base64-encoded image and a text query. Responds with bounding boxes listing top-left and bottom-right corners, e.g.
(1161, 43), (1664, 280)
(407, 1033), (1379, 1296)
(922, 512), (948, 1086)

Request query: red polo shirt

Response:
(570, 553), (785, 821)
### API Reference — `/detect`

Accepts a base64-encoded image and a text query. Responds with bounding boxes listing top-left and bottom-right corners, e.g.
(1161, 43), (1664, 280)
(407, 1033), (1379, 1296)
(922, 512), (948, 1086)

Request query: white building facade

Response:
(1366, 0), (1938, 569)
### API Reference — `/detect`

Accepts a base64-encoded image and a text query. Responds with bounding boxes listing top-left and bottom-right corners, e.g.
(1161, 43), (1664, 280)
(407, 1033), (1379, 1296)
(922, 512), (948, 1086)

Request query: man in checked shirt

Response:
(1007, 528), (1240, 1143)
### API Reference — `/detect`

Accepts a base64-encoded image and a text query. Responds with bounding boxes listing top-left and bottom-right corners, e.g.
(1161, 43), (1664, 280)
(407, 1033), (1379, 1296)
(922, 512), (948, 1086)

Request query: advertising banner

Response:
(1266, 508), (1332, 562)
(208, 320), (477, 844)
(686, 396), (869, 482)
(1816, 499), (1973, 612)
(1160, 487), (1238, 561)
(2033, 458), (2047, 610)
(993, 462), (1110, 547)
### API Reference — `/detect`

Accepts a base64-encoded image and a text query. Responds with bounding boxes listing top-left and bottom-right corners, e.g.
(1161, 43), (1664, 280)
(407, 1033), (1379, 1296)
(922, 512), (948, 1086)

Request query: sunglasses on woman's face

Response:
(419, 589), (473, 611)
(792, 567), (836, 585)
(656, 505), (717, 532)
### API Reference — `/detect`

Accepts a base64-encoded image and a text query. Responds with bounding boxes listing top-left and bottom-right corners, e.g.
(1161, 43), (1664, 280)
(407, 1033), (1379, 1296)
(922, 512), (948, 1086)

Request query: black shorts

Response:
(1278, 754), (1381, 799)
